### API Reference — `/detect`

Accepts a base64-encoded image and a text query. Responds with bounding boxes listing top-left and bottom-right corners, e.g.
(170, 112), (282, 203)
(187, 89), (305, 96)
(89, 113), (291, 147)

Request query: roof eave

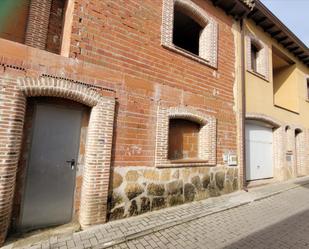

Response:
(210, 0), (253, 20)
(250, 0), (309, 67)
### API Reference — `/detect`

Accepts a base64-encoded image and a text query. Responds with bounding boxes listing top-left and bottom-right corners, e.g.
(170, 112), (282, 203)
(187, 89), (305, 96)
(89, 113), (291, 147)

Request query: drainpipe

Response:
(240, 17), (248, 192)
(240, 18), (248, 191)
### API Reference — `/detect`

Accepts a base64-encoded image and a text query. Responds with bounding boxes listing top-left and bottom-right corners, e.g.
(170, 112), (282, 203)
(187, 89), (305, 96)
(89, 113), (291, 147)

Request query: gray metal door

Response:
(20, 103), (82, 231)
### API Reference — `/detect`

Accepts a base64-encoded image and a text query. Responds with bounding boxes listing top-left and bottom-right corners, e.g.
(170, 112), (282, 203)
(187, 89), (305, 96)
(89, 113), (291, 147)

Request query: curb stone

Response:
(94, 179), (309, 249)
(5, 176), (309, 249)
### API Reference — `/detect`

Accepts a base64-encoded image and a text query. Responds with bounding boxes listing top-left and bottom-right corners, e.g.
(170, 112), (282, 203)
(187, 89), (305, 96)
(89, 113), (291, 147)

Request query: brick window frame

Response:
(25, 0), (53, 50)
(161, 0), (218, 68)
(0, 76), (115, 241)
(155, 106), (216, 168)
(246, 33), (269, 80)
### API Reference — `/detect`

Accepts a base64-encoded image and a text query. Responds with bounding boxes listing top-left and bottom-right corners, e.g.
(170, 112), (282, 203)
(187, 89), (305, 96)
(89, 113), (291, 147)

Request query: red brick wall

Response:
(46, 0), (66, 54)
(25, 0), (52, 50)
(0, 0), (238, 240)
(69, 0), (237, 167)
(168, 119), (200, 160)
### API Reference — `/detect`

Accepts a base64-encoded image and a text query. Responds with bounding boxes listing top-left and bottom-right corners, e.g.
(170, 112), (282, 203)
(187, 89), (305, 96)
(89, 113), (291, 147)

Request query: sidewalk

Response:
(4, 176), (309, 249)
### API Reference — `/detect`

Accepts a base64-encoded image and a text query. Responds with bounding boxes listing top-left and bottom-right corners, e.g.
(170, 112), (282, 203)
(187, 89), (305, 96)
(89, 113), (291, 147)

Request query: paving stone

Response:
(10, 177), (309, 249)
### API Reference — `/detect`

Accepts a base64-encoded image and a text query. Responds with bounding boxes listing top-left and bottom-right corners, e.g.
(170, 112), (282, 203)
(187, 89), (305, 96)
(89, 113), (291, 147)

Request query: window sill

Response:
(156, 159), (215, 168)
(169, 158), (208, 163)
(247, 69), (269, 82)
(162, 43), (217, 69)
(274, 104), (299, 115)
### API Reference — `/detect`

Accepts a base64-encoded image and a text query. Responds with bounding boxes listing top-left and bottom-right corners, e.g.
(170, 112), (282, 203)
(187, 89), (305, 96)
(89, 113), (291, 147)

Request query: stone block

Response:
(125, 183), (144, 200)
(166, 180), (183, 195)
(143, 169), (159, 181)
(168, 194), (184, 206)
(160, 169), (171, 181)
(125, 170), (139, 182)
(112, 172), (123, 189)
(184, 183), (196, 202)
(191, 175), (202, 190)
(147, 183), (165, 196)
(215, 171), (225, 190)
(140, 197), (150, 214)
(109, 206), (124, 221)
(129, 200), (138, 216)
(110, 193), (123, 209)
(152, 197), (166, 210)
(209, 182), (220, 197)
(202, 175), (211, 189)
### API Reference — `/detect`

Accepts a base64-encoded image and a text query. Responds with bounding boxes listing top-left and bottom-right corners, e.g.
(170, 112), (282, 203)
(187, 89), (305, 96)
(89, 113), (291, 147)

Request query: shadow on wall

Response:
(223, 188), (309, 249)
(296, 181), (309, 189)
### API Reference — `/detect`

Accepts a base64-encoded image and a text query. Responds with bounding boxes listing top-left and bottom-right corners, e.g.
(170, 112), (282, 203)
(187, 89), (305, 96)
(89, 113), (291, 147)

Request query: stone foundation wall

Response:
(109, 166), (239, 220)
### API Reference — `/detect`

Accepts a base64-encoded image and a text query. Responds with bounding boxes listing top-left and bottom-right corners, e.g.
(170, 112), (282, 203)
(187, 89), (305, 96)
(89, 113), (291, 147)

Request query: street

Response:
(111, 185), (309, 249)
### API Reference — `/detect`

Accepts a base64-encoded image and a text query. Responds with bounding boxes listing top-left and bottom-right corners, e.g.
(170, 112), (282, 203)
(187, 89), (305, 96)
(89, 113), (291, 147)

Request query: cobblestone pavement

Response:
(5, 177), (309, 249)
(110, 185), (309, 249)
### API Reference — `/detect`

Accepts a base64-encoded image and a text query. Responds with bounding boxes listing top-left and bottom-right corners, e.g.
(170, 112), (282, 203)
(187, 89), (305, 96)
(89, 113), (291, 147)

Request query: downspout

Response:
(240, 18), (248, 191)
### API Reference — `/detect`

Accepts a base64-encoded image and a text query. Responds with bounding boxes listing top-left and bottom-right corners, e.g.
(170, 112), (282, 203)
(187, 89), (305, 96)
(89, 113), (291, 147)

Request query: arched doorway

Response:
(0, 76), (115, 242)
(13, 97), (90, 232)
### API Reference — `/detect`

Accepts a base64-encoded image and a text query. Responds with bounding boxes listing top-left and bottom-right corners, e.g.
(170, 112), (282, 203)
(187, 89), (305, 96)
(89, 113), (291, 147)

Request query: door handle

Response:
(66, 159), (75, 170)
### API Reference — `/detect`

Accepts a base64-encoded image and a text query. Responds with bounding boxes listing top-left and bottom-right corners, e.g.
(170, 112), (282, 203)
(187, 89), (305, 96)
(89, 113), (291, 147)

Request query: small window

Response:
(251, 43), (259, 73)
(161, 0), (218, 67)
(155, 106), (217, 167)
(168, 119), (200, 160)
(173, 7), (203, 56)
(246, 35), (269, 79)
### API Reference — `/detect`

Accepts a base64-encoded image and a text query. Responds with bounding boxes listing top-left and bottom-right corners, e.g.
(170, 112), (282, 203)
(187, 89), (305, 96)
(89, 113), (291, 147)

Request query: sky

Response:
(260, 0), (309, 47)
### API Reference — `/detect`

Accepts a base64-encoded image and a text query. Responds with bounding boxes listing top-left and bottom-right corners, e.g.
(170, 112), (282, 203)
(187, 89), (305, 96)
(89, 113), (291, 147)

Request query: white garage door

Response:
(246, 122), (273, 180)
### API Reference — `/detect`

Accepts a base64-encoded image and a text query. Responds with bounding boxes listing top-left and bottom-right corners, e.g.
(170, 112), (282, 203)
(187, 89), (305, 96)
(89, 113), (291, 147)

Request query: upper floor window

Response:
(251, 43), (259, 73)
(0, 0), (30, 44)
(246, 34), (269, 79)
(173, 6), (202, 56)
(161, 0), (218, 68)
(0, 0), (70, 55)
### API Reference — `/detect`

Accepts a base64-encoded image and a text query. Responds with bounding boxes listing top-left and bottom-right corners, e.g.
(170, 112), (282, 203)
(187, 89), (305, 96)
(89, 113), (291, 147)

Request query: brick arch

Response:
(19, 77), (103, 106)
(0, 76), (115, 242)
(156, 106), (216, 167)
(174, 0), (209, 27)
(168, 106), (213, 125)
(245, 113), (285, 181)
(246, 113), (283, 128)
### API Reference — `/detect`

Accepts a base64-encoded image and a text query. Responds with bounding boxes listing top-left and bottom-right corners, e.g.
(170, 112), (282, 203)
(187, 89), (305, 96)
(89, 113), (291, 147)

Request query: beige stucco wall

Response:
(273, 64), (298, 113)
(245, 19), (309, 128)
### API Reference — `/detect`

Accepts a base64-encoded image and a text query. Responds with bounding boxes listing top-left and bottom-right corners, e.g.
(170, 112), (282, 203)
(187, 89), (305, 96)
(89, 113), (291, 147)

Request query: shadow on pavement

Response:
(223, 208), (309, 249)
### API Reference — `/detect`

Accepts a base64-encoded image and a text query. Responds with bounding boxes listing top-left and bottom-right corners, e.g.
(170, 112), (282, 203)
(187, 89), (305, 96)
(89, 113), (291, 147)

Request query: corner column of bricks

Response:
(0, 73), (26, 244)
(25, 0), (52, 49)
(79, 99), (115, 227)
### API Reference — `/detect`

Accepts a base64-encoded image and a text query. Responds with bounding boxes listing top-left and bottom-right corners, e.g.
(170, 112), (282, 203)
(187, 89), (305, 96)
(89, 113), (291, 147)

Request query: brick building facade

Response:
(0, 0), (271, 245)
